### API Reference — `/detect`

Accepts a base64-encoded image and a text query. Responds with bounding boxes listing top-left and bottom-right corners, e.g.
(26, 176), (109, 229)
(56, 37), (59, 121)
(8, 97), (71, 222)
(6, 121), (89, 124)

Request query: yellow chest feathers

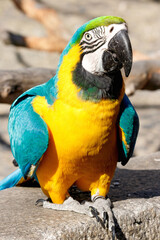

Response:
(32, 94), (123, 159)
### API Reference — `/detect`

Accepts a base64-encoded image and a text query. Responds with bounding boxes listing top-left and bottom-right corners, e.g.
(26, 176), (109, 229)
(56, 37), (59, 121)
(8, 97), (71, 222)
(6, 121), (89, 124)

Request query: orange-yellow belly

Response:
(32, 96), (120, 203)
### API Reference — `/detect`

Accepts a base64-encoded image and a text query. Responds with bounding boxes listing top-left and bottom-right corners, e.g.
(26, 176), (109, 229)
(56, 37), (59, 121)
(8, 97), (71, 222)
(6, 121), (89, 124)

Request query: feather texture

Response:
(118, 94), (139, 165)
(0, 165), (29, 190)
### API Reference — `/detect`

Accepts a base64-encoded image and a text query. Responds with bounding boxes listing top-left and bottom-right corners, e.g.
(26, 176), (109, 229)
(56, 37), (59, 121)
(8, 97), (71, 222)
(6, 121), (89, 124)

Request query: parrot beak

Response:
(102, 29), (132, 77)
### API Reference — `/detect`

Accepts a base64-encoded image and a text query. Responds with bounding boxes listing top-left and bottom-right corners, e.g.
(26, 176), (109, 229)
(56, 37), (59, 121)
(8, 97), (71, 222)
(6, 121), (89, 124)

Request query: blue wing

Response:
(118, 94), (139, 166)
(0, 93), (49, 191)
(7, 75), (58, 178)
(0, 76), (59, 190)
(8, 94), (49, 177)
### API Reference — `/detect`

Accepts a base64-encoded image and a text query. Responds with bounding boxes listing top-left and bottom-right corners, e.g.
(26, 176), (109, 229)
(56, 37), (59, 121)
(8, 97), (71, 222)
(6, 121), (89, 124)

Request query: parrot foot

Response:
(39, 196), (115, 240)
(42, 196), (90, 215)
(89, 197), (115, 240)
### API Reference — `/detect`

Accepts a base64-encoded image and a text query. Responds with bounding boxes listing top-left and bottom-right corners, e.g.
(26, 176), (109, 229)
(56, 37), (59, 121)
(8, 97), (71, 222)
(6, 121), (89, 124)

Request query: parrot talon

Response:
(35, 198), (51, 206)
(35, 198), (45, 206)
(89, 197), (115, 239)
(89, 206), (99, 221)
(111, 226), (116, 240)
(103, 211), (108, 224)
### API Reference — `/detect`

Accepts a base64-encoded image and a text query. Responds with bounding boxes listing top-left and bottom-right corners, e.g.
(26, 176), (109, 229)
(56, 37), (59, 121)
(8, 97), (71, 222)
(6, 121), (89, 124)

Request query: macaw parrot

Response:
(0, 16), (139, 238)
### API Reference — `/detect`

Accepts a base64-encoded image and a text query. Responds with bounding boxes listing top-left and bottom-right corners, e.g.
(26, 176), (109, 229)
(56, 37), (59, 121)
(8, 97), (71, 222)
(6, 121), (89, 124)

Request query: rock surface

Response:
(0, 152), (160, 240)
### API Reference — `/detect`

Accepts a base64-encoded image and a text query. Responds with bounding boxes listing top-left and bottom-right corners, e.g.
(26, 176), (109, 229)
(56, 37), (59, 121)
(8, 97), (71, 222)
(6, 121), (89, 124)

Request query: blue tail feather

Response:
(0, 168), (23, 190)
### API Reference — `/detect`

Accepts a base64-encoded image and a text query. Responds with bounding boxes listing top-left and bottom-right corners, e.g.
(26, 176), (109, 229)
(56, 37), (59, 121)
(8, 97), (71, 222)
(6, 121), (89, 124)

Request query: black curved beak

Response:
(102, 29), (132, 77)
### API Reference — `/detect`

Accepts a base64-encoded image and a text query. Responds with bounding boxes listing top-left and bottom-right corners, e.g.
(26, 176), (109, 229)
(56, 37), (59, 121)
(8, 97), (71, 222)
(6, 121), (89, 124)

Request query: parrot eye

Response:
(109, 26), (114, 33)
(84, 33), (92, 41)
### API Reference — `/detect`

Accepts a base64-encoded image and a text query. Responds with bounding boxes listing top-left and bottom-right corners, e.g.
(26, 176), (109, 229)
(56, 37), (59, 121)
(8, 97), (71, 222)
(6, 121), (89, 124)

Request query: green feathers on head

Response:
(72, 16), (125, 45)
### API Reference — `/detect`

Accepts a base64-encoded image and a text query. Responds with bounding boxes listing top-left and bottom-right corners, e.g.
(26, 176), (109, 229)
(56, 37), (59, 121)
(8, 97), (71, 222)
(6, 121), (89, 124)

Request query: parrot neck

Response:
(56, 44), (124, 104)
(72, 62), (123, 101)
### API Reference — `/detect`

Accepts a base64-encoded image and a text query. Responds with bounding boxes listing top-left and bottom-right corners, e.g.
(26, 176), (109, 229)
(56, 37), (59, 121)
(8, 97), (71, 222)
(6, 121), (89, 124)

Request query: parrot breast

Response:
(32, 85), (124, 200)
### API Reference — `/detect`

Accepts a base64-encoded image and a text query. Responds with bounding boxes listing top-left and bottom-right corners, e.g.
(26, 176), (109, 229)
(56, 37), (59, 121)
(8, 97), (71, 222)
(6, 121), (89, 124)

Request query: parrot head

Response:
(57, 16), (132, 101)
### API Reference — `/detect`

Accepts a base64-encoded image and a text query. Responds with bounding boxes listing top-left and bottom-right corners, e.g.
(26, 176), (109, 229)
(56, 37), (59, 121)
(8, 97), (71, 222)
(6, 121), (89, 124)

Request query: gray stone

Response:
(0, 152), (160, 240)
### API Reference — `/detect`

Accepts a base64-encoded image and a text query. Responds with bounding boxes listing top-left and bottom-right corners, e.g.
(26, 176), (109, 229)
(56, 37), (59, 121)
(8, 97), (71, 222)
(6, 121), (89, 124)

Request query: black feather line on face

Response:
(81, 40), (105, 52)
(80, 38), (102, 46)
(80, 37), (106, 54)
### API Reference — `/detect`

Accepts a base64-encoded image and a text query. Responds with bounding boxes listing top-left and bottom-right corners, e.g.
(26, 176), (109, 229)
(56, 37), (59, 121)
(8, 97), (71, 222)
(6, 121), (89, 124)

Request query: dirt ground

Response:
(0, 0), (160, 179)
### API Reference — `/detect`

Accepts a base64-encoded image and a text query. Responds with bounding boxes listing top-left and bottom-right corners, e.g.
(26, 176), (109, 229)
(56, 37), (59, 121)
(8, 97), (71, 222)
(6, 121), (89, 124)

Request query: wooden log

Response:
(0, 0), (68, 52)
(1, 31), (67, 52)
(125, 60), (160, 95)
(0, 59), (160, 104)
(0, 68), (55, 104)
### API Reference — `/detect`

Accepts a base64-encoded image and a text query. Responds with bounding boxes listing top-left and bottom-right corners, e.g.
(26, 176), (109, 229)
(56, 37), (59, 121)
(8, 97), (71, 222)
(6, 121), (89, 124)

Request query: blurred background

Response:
(0, 0), (160, 180)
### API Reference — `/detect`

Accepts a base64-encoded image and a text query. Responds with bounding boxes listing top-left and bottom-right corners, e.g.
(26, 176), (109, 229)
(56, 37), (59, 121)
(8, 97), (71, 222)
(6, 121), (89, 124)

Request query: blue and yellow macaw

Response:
(0, 16), (139, 236)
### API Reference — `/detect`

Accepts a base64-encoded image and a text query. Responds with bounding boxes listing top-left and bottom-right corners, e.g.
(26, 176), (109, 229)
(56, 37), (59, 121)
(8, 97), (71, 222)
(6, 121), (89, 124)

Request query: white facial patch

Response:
(81, 23), (127, 75)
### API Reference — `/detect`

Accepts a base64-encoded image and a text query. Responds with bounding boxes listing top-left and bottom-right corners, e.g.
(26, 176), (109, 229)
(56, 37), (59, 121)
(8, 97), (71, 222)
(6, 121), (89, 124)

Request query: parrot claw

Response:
(103, 211), (108, 224)
(35, 198), (45, 206)
(111, 226), (116, 240)
(35, 198), (51, 206)
(89, 206), (100, 221)
(89, 197), (116, 240)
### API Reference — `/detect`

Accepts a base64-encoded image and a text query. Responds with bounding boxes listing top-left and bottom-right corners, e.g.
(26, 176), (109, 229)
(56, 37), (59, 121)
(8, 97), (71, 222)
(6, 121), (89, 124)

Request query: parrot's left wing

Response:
(118, 94), (139, 165)
(0, 77), (58, 190)
(8, 92), (49, 179)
